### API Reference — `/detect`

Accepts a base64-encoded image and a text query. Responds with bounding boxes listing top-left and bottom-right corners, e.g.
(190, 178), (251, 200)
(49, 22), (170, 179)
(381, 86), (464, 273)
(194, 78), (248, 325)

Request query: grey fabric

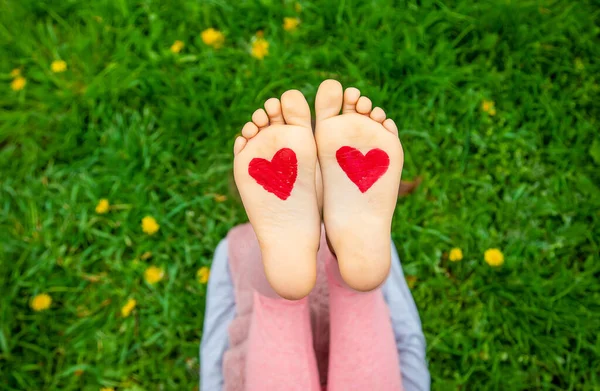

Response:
(200, 238), (430, 391)
(383, 242), (431, 391)
(200, 239), (236, 391)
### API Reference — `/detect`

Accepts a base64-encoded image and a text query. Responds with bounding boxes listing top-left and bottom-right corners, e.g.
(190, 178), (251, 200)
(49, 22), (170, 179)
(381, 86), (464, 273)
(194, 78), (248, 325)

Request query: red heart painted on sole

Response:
(336, 146), (389, 193)
(248, 148), (298, 200)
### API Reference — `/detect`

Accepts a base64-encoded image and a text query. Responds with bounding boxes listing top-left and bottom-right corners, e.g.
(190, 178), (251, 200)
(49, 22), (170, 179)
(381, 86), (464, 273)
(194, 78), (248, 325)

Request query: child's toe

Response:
(370, 107), (386, 123)
(233, 136), (247, 155)
(264, 98), (285, 125)
(252, 108), (269, 128)
(315, 79), (343, 122)
(281, 89), (312, 129)
(382, 118), (398, 135)
(342, 87), (361, 114)
(356, 96), (372, 115)
(242, 121), (259, 139)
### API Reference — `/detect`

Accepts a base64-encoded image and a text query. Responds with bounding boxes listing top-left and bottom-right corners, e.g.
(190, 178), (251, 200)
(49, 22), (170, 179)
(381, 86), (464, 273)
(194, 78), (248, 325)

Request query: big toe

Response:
(315, 79), (343, 122)
(281, 89), (312, 129)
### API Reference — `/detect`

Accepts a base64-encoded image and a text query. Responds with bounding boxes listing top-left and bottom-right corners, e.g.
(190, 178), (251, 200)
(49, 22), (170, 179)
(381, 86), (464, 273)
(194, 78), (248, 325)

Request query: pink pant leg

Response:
(245, 292), (321, 391)
(326, 256), (404, 391)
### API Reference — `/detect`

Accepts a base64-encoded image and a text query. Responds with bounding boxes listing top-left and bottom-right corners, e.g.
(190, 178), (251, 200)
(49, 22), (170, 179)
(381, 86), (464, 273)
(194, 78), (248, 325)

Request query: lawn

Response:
(1, 0), (599, 390)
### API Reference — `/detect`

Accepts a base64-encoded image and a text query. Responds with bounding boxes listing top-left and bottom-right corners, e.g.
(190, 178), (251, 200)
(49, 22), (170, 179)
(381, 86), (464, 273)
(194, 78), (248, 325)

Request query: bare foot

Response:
(233, 90), (320, 300)
(315, 80), (404, 292)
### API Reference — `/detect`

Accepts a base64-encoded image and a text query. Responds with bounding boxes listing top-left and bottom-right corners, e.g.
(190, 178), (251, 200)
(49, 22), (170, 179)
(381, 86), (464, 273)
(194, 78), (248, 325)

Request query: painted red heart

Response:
(248, 148), (298, 200)
(336, 146), (389, 193)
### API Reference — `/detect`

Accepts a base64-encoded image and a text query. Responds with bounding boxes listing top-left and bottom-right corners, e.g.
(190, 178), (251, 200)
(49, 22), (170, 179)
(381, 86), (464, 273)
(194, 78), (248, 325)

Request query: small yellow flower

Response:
(144, 266), (164, 284)
(170, 40), (184, 53)
(141, 216), (160, 235)
(197, 266), (210, 284)
(484, 248), (504, 267)
(449, 248), (463, 262)
(10, 68), (21, 78)
(481, 100), (496, 116)
(31, 293), (52, 311)
(11, 76), (26, 91)
(201, 28), (225, 49)
(95, 199), (110, 214)
(295, 2), (302, 12)
(100, 388), (115, 391)
(251, 37), (269, 60)
(121, 298), (136, 317)
(51, 60), (67, 73)
(283, 17), (300, 32)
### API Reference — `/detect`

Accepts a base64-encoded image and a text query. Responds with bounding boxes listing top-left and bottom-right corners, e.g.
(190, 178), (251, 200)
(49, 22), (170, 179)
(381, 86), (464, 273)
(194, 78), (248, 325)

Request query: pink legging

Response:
(245, 256), (404, 391)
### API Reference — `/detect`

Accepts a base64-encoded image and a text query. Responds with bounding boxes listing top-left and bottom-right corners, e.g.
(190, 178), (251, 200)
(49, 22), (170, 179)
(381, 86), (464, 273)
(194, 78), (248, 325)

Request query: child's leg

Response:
(245, 293), (321, 391)
(325, 256), (403, 391)
(314, 79), (404, 292)
(233, 90), (321, 300)
(233, 88), (324, 388)
(314, 80), (405, 390)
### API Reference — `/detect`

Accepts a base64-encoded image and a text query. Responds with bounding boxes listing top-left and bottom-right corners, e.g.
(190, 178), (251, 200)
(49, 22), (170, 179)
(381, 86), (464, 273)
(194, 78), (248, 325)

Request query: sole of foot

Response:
(315, 79), (404, 292)
(233, 90), (321, 300)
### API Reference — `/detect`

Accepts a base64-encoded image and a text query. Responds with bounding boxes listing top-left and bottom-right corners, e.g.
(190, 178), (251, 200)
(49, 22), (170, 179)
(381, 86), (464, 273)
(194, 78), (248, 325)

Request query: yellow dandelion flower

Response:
(449, 248), (463, 262)
(100, 388), (115, 391)
(141, 216), (160, 235)
(251, 37), (269, 60)
(95, 198), (110, 214)
(481, 99), (496, 116)
(295, 2), (302, 12)
(51, 60), (67, 73)
(121, 298), (136, 317)
(31, 293), (52, 311)
(484, 248), (504, 267)
(11, 76), (26, 91)
(197, 266), (210, 284)
(10, 68), (21, 78)
(201, 28), (225, 49)
(283, 17), (300, 32)
(144, 266), (164, 284)
(170, 40), (184, 53)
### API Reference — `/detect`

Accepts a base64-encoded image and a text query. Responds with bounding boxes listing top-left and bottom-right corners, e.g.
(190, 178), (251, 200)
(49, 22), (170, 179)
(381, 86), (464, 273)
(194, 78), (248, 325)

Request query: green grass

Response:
(1, 0), (599, 389)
